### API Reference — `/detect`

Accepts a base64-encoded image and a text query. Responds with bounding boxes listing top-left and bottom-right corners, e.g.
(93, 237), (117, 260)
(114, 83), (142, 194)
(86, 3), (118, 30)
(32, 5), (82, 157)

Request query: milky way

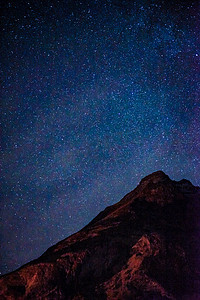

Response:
(1, 0), (200, 275)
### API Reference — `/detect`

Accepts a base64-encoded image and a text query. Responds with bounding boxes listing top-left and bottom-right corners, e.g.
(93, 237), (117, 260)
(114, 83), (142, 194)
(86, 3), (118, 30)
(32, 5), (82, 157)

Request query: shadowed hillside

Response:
(0, 171), (200, 299)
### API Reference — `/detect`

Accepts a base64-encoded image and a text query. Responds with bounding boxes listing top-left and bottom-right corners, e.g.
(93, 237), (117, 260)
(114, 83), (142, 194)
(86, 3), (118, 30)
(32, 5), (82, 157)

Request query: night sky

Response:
(1, 0), (200, 275)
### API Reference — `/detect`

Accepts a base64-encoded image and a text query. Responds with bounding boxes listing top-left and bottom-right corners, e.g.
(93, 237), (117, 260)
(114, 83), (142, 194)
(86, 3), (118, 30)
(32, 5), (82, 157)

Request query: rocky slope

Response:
(0, 171), (200, 299)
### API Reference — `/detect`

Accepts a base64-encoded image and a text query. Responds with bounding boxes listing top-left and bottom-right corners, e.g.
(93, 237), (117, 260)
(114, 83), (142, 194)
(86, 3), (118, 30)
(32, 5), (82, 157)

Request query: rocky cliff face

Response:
(1, 171), (200, 299)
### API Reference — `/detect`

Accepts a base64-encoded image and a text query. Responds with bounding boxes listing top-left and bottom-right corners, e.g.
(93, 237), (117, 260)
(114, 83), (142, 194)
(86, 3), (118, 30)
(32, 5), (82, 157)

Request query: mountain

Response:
(0, 171), (200, 299)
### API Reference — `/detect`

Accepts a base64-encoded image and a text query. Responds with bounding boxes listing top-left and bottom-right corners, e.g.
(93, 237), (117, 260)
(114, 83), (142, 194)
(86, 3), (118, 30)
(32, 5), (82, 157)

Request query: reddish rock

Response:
(0, 171), (200, 299)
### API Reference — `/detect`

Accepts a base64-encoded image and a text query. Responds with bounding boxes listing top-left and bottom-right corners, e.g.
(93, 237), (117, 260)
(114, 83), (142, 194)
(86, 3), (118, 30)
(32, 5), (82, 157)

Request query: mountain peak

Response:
(139, 170), (170, 185)
(0, 172), (200, 299)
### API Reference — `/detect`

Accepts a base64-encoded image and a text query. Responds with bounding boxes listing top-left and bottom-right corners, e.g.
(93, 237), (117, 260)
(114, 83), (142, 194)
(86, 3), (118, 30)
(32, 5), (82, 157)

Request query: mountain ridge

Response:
(0, 171), (200, 299)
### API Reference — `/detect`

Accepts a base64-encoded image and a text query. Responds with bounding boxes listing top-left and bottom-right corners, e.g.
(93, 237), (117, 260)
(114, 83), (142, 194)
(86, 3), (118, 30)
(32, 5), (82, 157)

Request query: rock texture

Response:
(1, 171), (200, 299)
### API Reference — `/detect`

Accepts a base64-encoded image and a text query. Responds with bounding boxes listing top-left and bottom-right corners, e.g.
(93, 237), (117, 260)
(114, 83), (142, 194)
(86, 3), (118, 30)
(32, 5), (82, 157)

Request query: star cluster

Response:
(1, 0), (200, 275)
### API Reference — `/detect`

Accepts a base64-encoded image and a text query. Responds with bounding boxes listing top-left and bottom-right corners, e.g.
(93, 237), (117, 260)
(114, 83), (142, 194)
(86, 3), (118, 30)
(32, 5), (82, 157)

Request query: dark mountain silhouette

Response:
(0, 171), (200, 299)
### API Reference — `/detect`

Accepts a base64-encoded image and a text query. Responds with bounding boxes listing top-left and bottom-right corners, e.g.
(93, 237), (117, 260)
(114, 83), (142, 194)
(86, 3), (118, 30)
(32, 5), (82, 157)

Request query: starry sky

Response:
(1, 0), (200, 275)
